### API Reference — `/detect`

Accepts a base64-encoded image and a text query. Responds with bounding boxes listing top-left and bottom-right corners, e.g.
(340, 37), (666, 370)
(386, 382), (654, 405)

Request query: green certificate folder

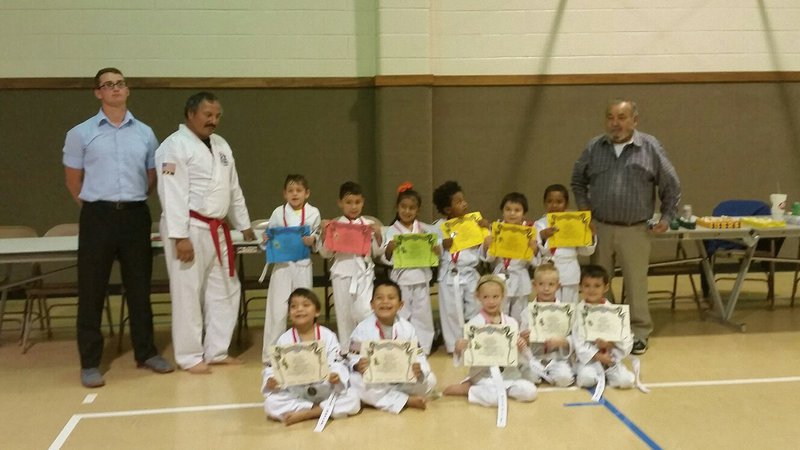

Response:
(393, 233), (439, 269)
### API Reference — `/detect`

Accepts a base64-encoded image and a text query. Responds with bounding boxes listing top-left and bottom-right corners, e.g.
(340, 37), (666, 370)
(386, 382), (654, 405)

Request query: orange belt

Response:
(189, 210), (235, 277)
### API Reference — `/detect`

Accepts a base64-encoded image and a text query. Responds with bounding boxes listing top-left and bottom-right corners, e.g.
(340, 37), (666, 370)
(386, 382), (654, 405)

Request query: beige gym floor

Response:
(2, 274), (800, 449)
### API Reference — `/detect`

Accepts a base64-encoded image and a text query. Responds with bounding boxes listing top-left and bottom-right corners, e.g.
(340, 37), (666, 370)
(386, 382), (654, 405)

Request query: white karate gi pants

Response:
(331, 275), (372, 350)
(162, 222), (240, 370)
(576, 361), (635, 389)
(399, 283), (434, 355)
(468, 377), (538, 406)
(559, 284), (580, 303)
(437, 275), (479, 353)
(262, 262), (313, 362)
(264, 384), (361, 420)
(543, 360), (575, 387)
(504, 294), (528, 325)
(351, 372), (437, 414)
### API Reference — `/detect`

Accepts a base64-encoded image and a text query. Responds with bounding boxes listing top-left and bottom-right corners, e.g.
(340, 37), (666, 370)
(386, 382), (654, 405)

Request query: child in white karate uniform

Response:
(481, 192), (537, 324)
(572, 265), (635, 390)
(444, 275), (537, 406)
(349, 280), (437, 414)
(519, 264), (574, 387)
(319, 181), (383, 349)
(534, 184), (596, 303)
(381, 183), (439, 355)
(432, 181), (486, 353)
(261, 174), (322, 360)
(262, 288), (360, 425)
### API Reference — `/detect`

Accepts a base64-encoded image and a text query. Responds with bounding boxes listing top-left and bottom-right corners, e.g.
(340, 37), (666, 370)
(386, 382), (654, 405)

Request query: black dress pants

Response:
(77, 201), (157, 368)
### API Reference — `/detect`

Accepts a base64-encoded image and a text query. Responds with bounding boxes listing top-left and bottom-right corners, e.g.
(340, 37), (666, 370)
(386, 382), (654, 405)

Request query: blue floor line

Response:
(588, 387), (663, 450)
(563, 401), (603, 407)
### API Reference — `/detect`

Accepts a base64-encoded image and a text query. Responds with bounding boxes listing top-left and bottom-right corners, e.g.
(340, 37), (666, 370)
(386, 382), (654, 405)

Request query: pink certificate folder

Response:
(323, 221), (372, 256)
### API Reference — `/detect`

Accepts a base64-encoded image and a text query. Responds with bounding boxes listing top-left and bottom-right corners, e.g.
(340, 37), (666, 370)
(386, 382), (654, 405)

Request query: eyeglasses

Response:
(97, 80), (127, 90)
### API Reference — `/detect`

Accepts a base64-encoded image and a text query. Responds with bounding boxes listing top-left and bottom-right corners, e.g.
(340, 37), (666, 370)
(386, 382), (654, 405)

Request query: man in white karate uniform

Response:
(156, 92), (256, 374)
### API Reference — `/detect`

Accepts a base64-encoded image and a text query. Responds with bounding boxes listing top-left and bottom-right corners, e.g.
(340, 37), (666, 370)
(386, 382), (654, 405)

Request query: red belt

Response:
(189, 210), (235, 277)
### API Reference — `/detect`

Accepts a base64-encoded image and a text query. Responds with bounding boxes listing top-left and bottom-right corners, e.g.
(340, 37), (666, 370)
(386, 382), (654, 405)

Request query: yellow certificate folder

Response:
(440, 212), (489, 253)
(547, 211), (592, 247)
(393, 233), (439, 269)
(488, 222), (535, 260)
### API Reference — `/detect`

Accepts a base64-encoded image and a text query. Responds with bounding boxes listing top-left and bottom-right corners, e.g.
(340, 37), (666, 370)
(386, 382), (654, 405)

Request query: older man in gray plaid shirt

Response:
(571, 99), (681, 355)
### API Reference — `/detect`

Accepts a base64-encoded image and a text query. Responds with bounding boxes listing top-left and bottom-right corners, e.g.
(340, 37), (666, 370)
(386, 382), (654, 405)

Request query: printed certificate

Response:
(578, 303), (631, 343)
(527, 302), (574, 343)
(269, 341), (329, 387)
(441, 212), (489, 253)
(463, 323), (519, 367)
(323, 221), (372, 256)
(488, 222), (535, 260)
(393, 233), (439, 268)
(547, 211), (592, 248)
(360, 340), (418, 384)
(266, 225), (311, 263)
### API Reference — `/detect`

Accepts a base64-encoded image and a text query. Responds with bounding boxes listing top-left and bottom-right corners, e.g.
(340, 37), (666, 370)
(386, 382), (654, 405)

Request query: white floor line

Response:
(538, 386), (580, 393)
(48, 375), (800, 449)
(81, 393), (97, 404)
(49, 415), (82, 450)
(645, 375), (800, 388)
(49, 402), (263, 450)
(81, 401), (264, 419)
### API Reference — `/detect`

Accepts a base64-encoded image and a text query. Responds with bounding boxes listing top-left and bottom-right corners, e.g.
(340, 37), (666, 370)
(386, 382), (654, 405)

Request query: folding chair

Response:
(639, 241), (701, 310)
(791, 239), (800, 307)
(236, 219), (269, 344)
(24, 223), (115, 352)
(0, 226), (40, 339)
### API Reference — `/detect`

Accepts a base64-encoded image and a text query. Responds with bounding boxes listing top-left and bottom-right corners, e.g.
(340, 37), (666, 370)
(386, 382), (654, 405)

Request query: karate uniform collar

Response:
(392, 219), (420, 234)
(283, 203), (306, 227)
(375, 317), (398, 339)
(291, 323), (322, 343)
(178, 123), (217, 143)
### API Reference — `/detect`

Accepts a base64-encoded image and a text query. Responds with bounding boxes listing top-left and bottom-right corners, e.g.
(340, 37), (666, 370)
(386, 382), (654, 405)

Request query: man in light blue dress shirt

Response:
(63, 68), (173, 388)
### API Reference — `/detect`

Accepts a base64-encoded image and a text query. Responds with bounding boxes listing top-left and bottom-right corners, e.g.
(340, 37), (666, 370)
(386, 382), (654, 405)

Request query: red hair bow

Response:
(397, 182), (414, 193)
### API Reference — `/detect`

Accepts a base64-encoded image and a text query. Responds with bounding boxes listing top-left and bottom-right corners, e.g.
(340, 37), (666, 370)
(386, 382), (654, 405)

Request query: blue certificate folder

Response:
(266, 226), (311, 263)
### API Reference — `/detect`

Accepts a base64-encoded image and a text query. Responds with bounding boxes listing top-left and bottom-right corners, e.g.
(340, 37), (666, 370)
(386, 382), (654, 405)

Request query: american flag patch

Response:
(161, 162), (176, 175)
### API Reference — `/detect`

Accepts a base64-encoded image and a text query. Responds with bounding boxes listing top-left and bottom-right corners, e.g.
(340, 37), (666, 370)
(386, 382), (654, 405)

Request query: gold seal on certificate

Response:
(488, 221), (535, 260)
(463, 323), (519, 367)
(361, 340), (418, 384)
(547, 211), (592, 247)
(393, 233), (439, 268)
(578, 304), (631, 342)
(268, 341), (329, 387)
(441, 212), (489, 253)
(528, 302), (574, 343)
